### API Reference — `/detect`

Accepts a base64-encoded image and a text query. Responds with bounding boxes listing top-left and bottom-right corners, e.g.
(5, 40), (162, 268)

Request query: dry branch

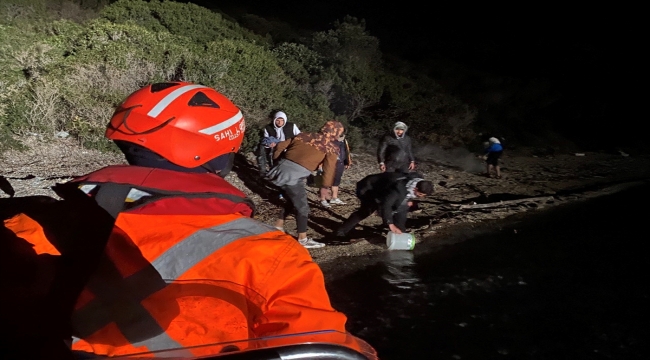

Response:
(455, 196), (555, 210)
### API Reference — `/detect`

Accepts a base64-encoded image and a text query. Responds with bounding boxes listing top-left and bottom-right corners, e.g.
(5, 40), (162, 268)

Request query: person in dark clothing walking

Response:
(335, 172), (434, 238)
(377, 121), (416, 173)
(257, 111), (300, 175)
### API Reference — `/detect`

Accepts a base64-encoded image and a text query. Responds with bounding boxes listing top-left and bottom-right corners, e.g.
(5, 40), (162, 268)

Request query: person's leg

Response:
(392, 205), (409, 232)
(257, 143), (267, 175)
(274, 187), (293, 230)
(330, 186), (346, 204)
(330, 164), (346, 204)
(387, 160), (409, 173)
(488, 164), (495, 177)
(386, 148), (408, 172)
(494, 151), (502, 178)
(336, 201), (375, 236)
(319, 187), (331, 207)
(486, 152), (500, 177)
(266, 147), (274, 169)
(282, 181), (310, 239)
(283, 181), (325, 248)
(397, 161), (410, 173)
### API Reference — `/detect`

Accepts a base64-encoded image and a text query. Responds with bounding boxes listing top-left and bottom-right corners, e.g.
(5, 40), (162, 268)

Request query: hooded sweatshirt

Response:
(262, 111), (301, 143)
(377, 121), (415, 165)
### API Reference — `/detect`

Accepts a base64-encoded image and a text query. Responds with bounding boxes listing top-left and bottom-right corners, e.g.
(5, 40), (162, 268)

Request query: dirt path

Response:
(3, 136), (650, 266)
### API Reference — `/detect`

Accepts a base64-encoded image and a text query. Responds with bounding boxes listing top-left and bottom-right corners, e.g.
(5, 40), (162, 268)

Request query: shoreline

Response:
(3, 137), (650, 269)
(316, 178), (649, 283)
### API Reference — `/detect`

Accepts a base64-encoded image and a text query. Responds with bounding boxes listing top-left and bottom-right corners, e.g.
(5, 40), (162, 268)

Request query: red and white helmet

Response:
(106, 82), (245, 173)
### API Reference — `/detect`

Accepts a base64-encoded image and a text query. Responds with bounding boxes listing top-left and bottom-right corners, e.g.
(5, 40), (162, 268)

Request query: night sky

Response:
(191, 1), (643, 149)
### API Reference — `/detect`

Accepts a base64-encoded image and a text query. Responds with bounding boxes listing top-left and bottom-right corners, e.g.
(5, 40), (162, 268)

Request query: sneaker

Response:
(330, 198), (346, 205)
(299, 238), (326, 249)
(320, 200), (331, 208)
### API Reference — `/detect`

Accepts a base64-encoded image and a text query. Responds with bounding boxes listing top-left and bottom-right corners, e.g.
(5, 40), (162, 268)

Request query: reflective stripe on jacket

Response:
(3, 166), (354, 357)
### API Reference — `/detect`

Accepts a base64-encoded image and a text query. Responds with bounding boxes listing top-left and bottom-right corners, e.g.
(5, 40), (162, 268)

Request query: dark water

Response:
(326, 183), (650, 359)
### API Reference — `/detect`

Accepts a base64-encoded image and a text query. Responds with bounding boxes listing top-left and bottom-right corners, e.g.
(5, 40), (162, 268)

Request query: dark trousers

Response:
(257, 144), (273, 174)
(279, 180), (310, 233)
(337, 199), (408, 236)
(386, 160), (409, 173)
(385, 148), (410, 173)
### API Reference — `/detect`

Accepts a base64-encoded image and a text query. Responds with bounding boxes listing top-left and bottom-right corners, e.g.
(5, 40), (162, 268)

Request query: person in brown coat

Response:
(319, 133), (352, 207)
(266, 120), (344, 248)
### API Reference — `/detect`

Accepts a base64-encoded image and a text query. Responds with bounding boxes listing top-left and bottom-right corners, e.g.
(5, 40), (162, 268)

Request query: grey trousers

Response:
(279, 180), (310, 233)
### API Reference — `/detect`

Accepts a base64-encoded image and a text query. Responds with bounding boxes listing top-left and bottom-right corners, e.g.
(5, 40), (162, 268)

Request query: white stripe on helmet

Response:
(198, 110), (244, 135)
(147, 84), (209, 118)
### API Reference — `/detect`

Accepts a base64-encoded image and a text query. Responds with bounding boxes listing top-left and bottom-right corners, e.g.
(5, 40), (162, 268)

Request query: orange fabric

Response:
(4, 214), (60, 255)
(72, 322), (152, 356)
(67, 211), (349, 357)
(5, 207), (370, 358)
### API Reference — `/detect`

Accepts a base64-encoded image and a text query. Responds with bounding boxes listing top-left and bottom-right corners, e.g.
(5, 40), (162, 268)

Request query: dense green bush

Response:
(100, 0), (267, 46)
(310, 17), (385, 121)
(0, 0), (476, 157)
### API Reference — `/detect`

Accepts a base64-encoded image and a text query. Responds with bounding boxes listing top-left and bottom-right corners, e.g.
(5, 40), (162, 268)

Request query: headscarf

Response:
(293, 120), (344, 154)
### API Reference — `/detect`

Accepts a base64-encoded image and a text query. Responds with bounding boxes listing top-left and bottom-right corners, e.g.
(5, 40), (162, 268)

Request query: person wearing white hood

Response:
(377, 121), (416, 173)
(257, 111), (301, 175)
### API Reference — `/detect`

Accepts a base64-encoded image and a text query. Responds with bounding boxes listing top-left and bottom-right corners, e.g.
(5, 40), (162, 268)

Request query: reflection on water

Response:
(328, 184), (650, 360)
(382, 251), (419, 290)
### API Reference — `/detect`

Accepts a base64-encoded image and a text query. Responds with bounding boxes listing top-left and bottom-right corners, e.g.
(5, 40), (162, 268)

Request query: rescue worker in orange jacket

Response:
(0, 82), (377, 359)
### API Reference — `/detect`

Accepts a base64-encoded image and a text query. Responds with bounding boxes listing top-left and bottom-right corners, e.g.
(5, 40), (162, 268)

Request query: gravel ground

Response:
(3, 135), (650, 266)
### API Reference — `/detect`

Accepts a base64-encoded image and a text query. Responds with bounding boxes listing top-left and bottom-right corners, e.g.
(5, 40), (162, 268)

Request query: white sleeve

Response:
(293, 124), (301, 135)
(263, 128), (270, 138)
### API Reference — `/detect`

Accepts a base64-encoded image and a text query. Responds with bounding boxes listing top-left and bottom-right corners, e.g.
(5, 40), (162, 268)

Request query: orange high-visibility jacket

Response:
(2, 165), (376, 358)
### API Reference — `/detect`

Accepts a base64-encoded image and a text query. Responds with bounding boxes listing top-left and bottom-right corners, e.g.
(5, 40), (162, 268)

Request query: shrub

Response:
(0, 0), (481, 156)
(101, 0), (267, 45)
(310, 17), (384, 120)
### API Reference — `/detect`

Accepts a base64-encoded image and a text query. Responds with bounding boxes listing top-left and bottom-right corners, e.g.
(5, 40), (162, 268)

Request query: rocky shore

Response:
(3, 136), (650, 267)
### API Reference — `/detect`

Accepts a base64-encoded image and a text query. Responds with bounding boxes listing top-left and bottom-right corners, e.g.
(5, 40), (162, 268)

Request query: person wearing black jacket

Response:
(377, 121), (416, 173)
(335, 171), (433, 238)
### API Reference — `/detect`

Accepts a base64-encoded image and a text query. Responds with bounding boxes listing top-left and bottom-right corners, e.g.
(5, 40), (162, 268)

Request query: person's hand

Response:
(407, 201), (414, 207)
(409, 161), (416, 170)
(345, 165), (350, 170)
(269, 142), (277, 148)
(379, 163), (386, 172)
(388, 224), (402, 234)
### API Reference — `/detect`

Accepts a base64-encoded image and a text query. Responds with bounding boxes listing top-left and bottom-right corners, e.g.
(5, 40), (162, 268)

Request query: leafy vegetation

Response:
(0, 0), (477, 154)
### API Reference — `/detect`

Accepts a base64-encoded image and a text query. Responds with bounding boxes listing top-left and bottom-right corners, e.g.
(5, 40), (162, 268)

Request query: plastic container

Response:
(386, 231), (416, 250)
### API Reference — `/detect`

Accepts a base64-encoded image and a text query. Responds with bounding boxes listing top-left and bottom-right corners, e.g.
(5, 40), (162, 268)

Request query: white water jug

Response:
(386, 231), (416, 250)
